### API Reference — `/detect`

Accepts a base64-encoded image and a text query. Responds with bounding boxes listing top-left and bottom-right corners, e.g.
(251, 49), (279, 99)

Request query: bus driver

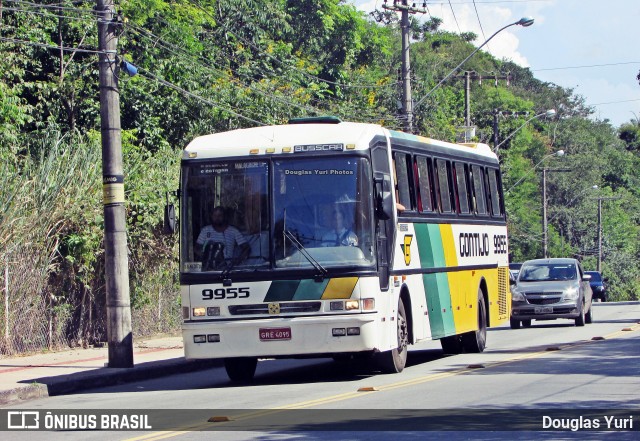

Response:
(321, 208), (358, 247)
(196, 206), (250, 268)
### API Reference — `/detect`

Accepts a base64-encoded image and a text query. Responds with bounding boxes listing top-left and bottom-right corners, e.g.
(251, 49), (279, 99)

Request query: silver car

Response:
(510, 258), (593, 328)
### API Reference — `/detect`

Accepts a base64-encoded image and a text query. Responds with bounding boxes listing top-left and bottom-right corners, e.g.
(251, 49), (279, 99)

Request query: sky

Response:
(350, 0), (640, 127)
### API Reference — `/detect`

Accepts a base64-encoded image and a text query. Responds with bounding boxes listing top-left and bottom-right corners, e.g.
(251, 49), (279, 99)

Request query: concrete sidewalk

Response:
(0, 335), (217, 407)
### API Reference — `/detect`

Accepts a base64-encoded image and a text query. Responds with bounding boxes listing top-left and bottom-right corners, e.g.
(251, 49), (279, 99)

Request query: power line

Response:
(123, 23), (323, 116)
(472, 0), (488, 42)
(447, 0), (462, 34)
(0, 5), (97, 22)
(589, 98), (640, 106)
(135, 68), (267, 127)
(3, 0), (98, 17)
(532, 61), (640, 71)
(0, 36), (102, 54)
(0, 25), (268, 126)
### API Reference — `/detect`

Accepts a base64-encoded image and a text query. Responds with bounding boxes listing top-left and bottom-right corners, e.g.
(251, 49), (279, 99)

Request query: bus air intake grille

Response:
(498, 267), (508, 316)
(229, 302), (322, 315)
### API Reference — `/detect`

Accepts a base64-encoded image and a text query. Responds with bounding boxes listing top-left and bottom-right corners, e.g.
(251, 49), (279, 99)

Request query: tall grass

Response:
(0, 129), (181, 356)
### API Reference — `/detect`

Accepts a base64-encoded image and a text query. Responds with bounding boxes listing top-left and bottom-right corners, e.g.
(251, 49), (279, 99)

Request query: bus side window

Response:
(416, 156), (434, 213)
(454, 162), (470, 214)
(487, 168), (503, 217)
(435, 159), (453, 213)
(471, 165), (488, 216)
(393, 152), (414, 211)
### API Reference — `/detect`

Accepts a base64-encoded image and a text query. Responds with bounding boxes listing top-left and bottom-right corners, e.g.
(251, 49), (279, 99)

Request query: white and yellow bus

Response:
(177, 117), (510, 381)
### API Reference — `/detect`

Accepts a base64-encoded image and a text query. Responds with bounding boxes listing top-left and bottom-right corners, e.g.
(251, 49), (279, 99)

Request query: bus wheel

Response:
(462, 289), (487, 353)
(377, 298), (408, 373)
(224, 357), (257, 382)
(440, 335), (462, 354)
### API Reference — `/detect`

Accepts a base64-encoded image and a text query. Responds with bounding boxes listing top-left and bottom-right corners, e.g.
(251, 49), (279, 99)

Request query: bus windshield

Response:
(180, 156), (375, 273)
(274, 157), (374, 269)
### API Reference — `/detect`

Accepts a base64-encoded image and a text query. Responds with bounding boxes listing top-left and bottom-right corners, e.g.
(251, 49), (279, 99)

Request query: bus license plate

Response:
(259, 327), (291, 341)
(534, 306), (553, 314)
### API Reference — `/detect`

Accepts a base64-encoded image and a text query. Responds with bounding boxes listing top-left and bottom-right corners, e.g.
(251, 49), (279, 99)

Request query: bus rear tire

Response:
(224, 357), (257, 382)
(440, 335), (462, 354)
(376, 298), (408, 373)
(461, 290), (487, 353)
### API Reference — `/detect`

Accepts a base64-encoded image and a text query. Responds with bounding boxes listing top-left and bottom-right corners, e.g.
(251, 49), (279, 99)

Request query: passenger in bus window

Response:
(321, 208), (358, 247)
(196, 206), (250, 269)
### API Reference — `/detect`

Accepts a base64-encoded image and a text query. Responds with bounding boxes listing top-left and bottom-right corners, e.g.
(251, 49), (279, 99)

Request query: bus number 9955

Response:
(493, 234), (508, 254)
(202, 287), (250, 300)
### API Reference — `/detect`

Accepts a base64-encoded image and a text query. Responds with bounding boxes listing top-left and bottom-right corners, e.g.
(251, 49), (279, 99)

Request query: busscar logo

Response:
(8, 411), (40, 429)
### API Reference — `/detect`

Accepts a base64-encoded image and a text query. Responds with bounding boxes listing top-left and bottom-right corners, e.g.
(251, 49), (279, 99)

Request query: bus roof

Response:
(183, 121), (497, 161)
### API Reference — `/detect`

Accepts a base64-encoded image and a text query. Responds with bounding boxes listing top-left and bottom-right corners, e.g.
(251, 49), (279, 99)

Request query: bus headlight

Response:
(193, 307), (206, 317)
(345, 300), (359, 310)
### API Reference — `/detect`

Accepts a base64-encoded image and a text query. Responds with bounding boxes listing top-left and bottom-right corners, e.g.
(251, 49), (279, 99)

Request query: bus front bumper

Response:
(182, 314), (379, 360)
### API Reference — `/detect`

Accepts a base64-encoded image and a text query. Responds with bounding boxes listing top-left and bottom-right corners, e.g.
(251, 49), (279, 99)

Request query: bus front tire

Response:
(376, 298), (408, 373)
(224, 357), (258, 382)
(461, 290), (487, 353)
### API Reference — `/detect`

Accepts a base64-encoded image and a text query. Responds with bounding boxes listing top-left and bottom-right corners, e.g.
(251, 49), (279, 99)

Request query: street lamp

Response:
(505, 149), (564, 194)
(494, 109), (556, 155)
(413, 17), (534, 111)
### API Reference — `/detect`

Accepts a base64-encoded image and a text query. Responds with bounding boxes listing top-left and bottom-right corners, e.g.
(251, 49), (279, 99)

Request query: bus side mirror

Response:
(375, 175), (394, 221)
(162, 191), (177, 235)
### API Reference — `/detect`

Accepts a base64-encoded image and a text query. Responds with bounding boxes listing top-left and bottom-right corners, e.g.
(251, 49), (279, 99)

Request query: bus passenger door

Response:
(371, 140), (396, 291)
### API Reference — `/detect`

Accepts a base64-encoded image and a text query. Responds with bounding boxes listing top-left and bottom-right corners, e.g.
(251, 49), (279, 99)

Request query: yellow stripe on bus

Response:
(439, 224), (475, 334)
(321, 277), (358, 299)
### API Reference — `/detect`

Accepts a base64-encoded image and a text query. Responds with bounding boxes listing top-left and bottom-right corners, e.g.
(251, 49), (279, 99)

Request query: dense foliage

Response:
(0, 0), (638, 353)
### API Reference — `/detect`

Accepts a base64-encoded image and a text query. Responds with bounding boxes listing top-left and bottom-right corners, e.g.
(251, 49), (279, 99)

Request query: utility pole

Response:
(592, 196), (621, 272)
(383, 1), (425, 133)
(542, 168), (571, 258)
(96, 0), (133, 368)
(454, 72), (510, 142)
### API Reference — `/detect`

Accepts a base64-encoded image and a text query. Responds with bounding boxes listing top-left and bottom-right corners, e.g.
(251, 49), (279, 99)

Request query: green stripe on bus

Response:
(264, 280), (301, 302)
(414, 224), (456, 338)
(293, 278), (330, 300)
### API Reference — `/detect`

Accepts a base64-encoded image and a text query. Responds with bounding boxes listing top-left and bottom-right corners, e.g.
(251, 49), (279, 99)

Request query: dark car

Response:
(585, 271), (607, 302)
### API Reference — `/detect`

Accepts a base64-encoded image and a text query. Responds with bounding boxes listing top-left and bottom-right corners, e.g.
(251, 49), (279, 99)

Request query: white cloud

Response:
(350, 0), (534, 67)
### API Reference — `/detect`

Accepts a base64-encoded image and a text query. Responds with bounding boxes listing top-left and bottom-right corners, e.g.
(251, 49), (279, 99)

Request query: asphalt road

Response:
(4, 301), (639, 440)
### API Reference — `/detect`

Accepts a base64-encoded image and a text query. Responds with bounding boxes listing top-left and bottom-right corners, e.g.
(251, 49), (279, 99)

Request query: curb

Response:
(0, 383), (49, 407)
(0, 358), (222, 407)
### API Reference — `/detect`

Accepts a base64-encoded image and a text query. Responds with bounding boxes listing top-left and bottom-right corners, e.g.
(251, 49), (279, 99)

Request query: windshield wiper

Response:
(283, 229), (328, 281)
